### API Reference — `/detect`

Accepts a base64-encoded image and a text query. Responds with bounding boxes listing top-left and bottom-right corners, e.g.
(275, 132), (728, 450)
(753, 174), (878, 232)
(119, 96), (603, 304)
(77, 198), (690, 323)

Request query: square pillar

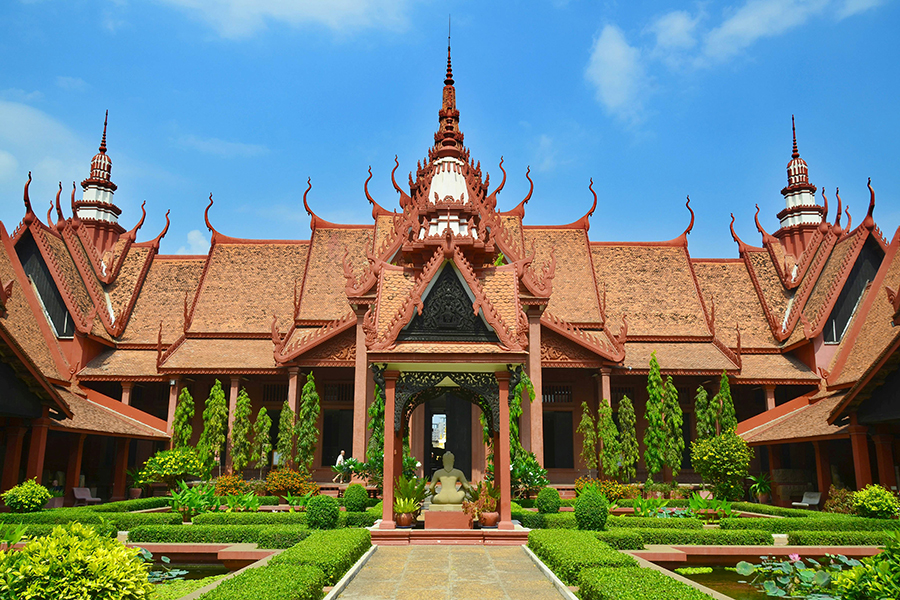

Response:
(873, 432), (897, 490)
(287, 367), (300, 414)
(1, 421), (26, 492)
(352, 313), (368, 462)
(121, 381), (134, 406)
(25, 408), (51, 483)
(166, 378), (181, 444)
(380, 371), (399, 529)
(764, 385), (776, 411)
(111, 438), (130, 502)
(410, 404), (425, 478)
(496, 370), (514, 531)
(849, 415), (873, 489)
(768, 444), (783, 505)
(527, 311), (544, 465)
(813, 440), (832, 504)
(65, 434), (86, 496)
(225, 376), (240, 472)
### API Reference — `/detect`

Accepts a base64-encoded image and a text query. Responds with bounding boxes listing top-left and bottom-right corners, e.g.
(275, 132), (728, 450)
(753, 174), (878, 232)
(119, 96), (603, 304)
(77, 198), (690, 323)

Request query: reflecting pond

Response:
(678, 567), (767, 600)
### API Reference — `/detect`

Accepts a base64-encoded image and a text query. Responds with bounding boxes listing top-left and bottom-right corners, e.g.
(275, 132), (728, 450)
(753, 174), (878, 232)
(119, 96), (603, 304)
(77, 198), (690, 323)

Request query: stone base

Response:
(428, 503), (464, 512)
(424, 510), (473, 529)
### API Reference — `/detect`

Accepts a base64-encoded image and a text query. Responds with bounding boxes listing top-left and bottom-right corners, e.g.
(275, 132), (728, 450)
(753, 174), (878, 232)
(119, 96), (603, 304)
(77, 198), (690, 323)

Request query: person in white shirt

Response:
(332, 450), (346, 483)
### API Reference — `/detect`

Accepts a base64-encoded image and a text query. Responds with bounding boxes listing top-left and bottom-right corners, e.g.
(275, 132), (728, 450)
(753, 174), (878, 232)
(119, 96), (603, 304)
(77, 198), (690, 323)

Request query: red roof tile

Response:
(160, 338), (277, 371)
(525, 228), (601, 324)
(693, 260), (775, 348)
(621, 342), (736, 372)
(298, 228), (371, 322)
(742, 392), (848, 444)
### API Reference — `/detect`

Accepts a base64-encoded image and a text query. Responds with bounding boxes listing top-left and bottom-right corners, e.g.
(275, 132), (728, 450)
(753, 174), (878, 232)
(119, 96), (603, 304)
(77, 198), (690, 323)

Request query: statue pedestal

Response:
(424, 509), (472, 529)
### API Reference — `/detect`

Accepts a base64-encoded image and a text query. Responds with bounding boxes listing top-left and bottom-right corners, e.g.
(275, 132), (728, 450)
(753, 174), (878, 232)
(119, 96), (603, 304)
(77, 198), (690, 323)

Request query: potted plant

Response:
(748, 473), (772, 504)
(127, 468), (145, 500)
(393, 497), (418, 528)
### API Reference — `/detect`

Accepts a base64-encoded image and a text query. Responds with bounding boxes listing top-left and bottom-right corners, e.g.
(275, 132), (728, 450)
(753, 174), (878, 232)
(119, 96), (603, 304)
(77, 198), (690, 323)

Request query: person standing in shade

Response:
(332, 450), (346, 483)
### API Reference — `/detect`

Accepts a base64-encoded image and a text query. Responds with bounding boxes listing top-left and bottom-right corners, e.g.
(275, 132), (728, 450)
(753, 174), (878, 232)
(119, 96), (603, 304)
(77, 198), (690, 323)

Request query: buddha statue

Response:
(429, 451), (471, 504)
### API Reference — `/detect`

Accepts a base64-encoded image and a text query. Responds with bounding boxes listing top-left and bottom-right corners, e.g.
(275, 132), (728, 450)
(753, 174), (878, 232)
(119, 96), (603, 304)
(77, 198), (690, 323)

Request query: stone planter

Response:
(129, 488), (143, 500)
(395, 512), (415, 528)
(479, 511), (499, 528)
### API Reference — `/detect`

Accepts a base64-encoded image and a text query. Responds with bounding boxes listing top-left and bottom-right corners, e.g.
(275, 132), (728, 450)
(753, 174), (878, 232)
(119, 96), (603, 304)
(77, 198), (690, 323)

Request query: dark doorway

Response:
(322, 409), (354, 467)
(423, 392), (472, 480)
(543, 411), (574, 469)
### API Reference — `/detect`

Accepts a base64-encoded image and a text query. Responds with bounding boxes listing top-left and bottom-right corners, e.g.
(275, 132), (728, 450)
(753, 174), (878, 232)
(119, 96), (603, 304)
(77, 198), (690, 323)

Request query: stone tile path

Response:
(337, 545), (567, 600)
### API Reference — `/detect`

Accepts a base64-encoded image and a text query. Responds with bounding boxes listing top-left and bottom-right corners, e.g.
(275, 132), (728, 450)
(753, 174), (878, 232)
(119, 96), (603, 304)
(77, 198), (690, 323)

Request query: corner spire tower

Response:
(774, 116), (824, 258)
(75, 110), (125, 254)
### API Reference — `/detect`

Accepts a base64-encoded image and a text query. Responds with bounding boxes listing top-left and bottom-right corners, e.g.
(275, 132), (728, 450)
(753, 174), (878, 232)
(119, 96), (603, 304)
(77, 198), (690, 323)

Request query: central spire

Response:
(435, 37), (464, 161)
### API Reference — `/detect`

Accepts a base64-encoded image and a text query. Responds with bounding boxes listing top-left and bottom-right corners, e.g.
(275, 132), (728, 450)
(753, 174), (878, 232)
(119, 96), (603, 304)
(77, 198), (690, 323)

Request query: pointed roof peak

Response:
(99, 110), (108, 154)
(791, 114), (799, 159)
(445, 15), (454, 86)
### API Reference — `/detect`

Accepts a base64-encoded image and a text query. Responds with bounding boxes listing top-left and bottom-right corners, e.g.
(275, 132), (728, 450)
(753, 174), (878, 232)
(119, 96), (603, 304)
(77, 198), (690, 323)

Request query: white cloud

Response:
(836, 0), (886, 18)
(585, 25), (648, 123)
(534, 134), (558, 173)
(176, 229), (210, 254)
(56, 76), (89, 91)
(156, 0), (416, 38)
(647, 10), (700, 51)
(177, 134), (268, 158)
(0, 88), (44, 103)
(0, 150), (18, 183)
(701, 0), (829, 64)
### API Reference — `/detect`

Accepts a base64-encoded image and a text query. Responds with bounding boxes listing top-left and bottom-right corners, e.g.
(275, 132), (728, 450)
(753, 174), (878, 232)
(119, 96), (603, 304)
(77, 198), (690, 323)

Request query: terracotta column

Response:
(812, 440), (832, 503)
(380, 371), (399, 529)
(65, 434), (86, 495)
(225, 376), (240, 472)
(600, 367), (612, 405)
(764, 385), (776, 411)
(111, 438), (130, 502)
(286, 367), (300, 414)
(1, 421), (26, 492)
(352, 312), (368, 462)
(121, 381), (134, 406)
(527, 311), (544, 465)
(166, 378), (181, 441)
(768, 445), (782, 505)
(848, 414), (873, 489)
(410, 404), (425, 478)
(471, 407), (485, 481)
(873, 432), (897, 490)
(25, 408), (51, 482)
(496, 370), (514, 531)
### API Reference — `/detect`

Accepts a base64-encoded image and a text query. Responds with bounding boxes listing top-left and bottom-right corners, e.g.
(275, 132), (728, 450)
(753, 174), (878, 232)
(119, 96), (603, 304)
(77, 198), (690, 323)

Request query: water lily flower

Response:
(789, 553), (800, 562)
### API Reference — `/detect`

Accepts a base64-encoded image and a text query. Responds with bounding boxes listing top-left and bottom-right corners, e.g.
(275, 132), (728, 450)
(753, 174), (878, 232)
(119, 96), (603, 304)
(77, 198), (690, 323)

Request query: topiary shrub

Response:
(343, 483), (369, 512)
(0, 522), (152, 599)
(141, 447), (206, 489)
(574, 486), (609, 531)
(1, 478), (51, 513)
(690, 430), (753, 500)
(852, 484), (900, 519)
(214, 474), (249, 497)
(536, 487), (562, 514)
(306, 494), (339, 529)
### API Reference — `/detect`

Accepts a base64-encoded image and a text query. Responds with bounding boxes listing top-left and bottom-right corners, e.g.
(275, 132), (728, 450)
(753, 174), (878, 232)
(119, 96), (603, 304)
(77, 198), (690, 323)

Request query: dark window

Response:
(322, 409), (354, 467)
(824, 238), (883, 343)
(15, 232), (74, 337)
(324, 382), (353, 404)
(263, 384), (288, 405)
(681, 412), (692, 470)
(542, 411), (574, 468)
(544, 385), (573, 404)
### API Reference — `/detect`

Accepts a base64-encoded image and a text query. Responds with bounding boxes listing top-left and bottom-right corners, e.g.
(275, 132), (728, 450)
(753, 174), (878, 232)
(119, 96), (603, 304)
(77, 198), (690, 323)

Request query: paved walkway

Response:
(337, 545), (567, 600)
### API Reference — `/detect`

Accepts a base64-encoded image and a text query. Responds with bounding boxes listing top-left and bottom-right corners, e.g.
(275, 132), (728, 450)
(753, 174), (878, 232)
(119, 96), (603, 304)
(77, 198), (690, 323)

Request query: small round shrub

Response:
(690, 431), (753, 500)
(141, 447), (205, 488)
(0, 522), (153, 599)
(214, 474), (249, 497)
(536, 487), (562, 514)
(574, 487), (609, 531)
(823, 485), (854, 514)
(852, 484), (900, 519)
(306, 495), (340, 529)
(343, 483), (369, 512)
(1, 478), (51, 513)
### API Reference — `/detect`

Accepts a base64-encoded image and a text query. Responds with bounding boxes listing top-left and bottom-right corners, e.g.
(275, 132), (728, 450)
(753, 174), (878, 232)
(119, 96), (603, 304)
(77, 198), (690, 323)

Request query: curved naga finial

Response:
(863, 177), (876, 230)
(819, 188), (830, 233)
(833, 188), (843, 235)
(302, 178), (313, 217)
(126, 201), (147, 241)
(523, 166), (533, 204)
(729, 213), (749, 253)
(364, 166), (375, 205)
(151, 210), (171, 251)
(204, 193), (216, 233)
(587, 178), (598, 219)
(489, 156), (507, 198)
(391, 155), (412, 206)
(844, 205), (852, 234)
(754, 203), (776, 244)
(23, 172), (34, 221)
(55, 182), (65, 223)
(683, 195), (695, 236)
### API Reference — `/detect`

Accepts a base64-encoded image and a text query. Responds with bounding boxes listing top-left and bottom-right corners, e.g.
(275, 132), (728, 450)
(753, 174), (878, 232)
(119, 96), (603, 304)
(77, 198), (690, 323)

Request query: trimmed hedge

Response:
(106, 512), (183, 530)
(198, 563), (326, 600)
(543, 512), (578, 529)
(527, 529), (637, 585)
(787, 530), (896, 546)
(128, 525), (311, 549)
(271, 529), (371, 585)
(607, 515), (704, 530)
(579, 566), (714, 600)
(194, 512), (308, 525)
(616, 499), (691, 509)
(720, 516), (900, 533)
(0, 508), (102, 524)
(729, 502), (822, 518)
(343, 511), (377, 528)
(512, 511), (545, 529)
(14, 523), (115, 539)
(89, 497), (171, 512)
(594, 530), (644, 550)
(632, 528), (772, 546)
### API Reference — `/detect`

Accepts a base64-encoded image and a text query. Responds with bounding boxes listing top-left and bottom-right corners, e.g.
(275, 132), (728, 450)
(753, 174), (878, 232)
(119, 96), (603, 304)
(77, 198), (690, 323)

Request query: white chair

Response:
(791, 492), (821, 510)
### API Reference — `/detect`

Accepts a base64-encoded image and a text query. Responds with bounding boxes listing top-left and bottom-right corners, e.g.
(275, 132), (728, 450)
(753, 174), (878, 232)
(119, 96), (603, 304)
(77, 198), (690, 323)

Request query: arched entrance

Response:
(379, 368), (515, 530)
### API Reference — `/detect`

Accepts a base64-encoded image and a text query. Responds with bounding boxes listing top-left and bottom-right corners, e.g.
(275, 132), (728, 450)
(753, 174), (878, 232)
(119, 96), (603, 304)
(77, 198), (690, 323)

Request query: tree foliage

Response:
(366, 383), (385, 464)
(643, 352), (667, 481)
(712, 370), (737, 435)
(510, 370), (535, 459)
(617, 395), (639, 482)
(198, 379), (228, 470)
(597, 400), (621, 479)
(250, 407), (272, 469)
(694, 386), (716, 440)
(295, 372), (321, 471)
(229, 387), (252, 473)
(276, 400), (295, 469)
(662, 376), (685, 478)
(576, 401), (598, 474)
(170, 386), (194, 449)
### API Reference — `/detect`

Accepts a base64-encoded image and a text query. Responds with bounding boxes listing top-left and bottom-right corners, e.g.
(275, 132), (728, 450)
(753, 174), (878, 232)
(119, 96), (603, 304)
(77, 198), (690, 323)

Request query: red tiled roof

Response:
(481, 267), (520, 339)
(105, 246), (152, 323)
(297, 228), (371, 322)
(79, 349), (162, 380)
(693, 260), (775, 348)
(377, 268), (416, 338)
(160, 338), (278, 371)
(526, 229), (602, 324)
(53, 387), (168, 439)
(741, 392), (848, 444)
(621, 342), (737, 372)
(734, 354), (819, 383)
(744, 249), (792, 333)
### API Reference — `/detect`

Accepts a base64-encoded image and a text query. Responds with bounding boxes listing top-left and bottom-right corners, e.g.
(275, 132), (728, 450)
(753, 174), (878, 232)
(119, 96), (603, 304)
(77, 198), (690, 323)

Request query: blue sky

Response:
(1, 0), (898, 257)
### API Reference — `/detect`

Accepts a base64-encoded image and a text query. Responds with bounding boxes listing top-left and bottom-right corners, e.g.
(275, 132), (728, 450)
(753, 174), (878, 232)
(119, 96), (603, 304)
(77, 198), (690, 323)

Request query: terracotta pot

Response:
(480, 511), (500, 528)
(129, 488), (143, 500)
(396, 512), (415, 528)
(756, 493), (770, 505)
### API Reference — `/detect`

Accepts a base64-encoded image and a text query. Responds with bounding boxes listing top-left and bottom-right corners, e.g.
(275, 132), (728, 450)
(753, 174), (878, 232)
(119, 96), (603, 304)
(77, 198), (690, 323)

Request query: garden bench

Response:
(71, 487), (101, 506)
(791, 491), (821, 510)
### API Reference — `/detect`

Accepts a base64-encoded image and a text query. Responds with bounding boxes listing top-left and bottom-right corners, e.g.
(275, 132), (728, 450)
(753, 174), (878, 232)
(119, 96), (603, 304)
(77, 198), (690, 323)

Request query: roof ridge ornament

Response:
(832, 188), (842, 235)
(791, 114), (799, 160)
(23, 172), (34, 225)
(863, 177), (876, 230)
